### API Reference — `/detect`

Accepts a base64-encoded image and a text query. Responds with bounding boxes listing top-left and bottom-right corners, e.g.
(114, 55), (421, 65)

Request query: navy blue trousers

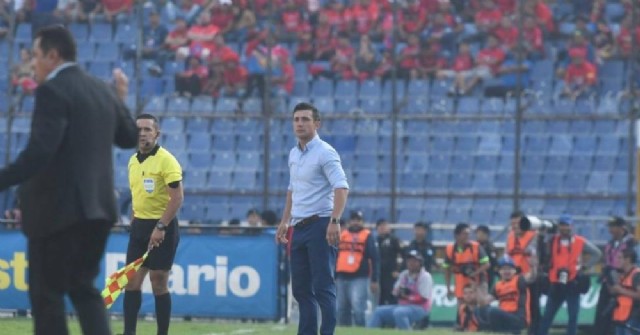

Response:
(291, 217), (337, 335)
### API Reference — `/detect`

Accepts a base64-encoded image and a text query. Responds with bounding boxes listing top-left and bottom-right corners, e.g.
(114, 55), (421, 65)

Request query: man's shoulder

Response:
(157, 147), (181, 165)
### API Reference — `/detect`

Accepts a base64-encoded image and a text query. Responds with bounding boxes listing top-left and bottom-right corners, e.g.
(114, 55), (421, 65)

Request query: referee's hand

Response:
(148, 228), (165, 249)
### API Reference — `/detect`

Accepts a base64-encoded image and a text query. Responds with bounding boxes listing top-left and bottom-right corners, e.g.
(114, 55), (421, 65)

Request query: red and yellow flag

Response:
(102, 252), (148, 309)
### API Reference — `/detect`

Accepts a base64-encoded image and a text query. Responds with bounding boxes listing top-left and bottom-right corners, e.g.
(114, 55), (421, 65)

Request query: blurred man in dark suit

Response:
(0, 25), (137, 335)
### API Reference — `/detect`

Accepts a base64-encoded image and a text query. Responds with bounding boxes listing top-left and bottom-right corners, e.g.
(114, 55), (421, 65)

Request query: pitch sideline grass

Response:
(0, 318), (454, 335)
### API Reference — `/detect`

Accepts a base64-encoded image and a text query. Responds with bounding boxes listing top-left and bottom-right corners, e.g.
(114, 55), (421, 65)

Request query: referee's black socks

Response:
(155, 293), (171, 335)
(123, 290), (142, 335)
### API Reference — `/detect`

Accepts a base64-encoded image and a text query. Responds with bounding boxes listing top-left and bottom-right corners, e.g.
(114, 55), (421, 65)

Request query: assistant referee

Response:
(122, 114), (184, 335)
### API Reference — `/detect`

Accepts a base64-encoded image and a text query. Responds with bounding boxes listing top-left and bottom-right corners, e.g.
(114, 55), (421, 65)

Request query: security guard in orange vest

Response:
(336, 211), (379, 327)
(456, 284), (480, 332)
(476, 256), (537, 334)
(610, 249), (640, 335)
(538, 215), (602, 335)
(443, 223), (490, 300)
(507, 211), (540, 335)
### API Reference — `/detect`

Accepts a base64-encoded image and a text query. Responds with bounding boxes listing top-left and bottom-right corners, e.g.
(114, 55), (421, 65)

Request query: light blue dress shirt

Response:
(288, 135), (349, 224)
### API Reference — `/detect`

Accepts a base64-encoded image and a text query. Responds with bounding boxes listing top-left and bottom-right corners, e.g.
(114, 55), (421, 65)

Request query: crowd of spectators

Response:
(1, 0), (640, 100)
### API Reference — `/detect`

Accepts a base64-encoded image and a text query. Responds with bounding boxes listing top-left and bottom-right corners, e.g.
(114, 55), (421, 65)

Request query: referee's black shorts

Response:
(126, 218), (180, 271)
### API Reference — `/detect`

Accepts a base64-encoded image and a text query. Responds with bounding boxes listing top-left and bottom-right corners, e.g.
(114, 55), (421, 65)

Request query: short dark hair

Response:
(136, 113), (160, 130)
(414, 221), (429, 229)
(510, 211), (524, 219)
(36, 25), (77, 62)
(622, 249), (638, 264)
(454, 223), (470, 236)
(375, 219), (387, 227)
(476, 225), (490, 235)
(246, 208), (260, 217)
(293, 102), (320, 121)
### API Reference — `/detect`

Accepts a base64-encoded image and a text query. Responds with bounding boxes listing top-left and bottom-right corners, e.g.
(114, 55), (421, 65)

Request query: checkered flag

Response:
(101, 251), (149, 309)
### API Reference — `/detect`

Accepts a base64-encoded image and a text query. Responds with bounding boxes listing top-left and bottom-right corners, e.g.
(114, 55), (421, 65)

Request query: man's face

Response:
(292, 110), (319, 142)
(414, 226), (427, 241)
(463, 287), (476, 304)
(475, 230), (488, 243)
(247, 213), (261, 226)
(499, 266), (515, 280)
(349, 218), (364, 228)
(608, 225), (623, 239)
(136, 119), (159, 152)
(32, 38), (58, 84)
(456, 228), (470, 244)
(510, 217), (522, 234)
(377, 222), (390, 236)
(558, 224), (572, 238)
(407, 257), (421, 272)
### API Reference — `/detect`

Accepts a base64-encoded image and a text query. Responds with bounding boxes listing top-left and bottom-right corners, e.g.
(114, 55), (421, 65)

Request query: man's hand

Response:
(370, 282), (379, 294)
(610, 284), (623, 295)
(148, 228), (165, 250)
(276, 222), (289, 244)
(113, 68), (129, 102)
(326, 221), (340, 246)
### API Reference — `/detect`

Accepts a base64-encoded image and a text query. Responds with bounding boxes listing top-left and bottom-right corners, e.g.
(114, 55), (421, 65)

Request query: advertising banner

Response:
(0, 230), (281, 319)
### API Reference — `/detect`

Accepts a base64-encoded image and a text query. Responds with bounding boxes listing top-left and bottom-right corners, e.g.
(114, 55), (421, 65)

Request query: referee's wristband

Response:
(155, 221), (167, 231)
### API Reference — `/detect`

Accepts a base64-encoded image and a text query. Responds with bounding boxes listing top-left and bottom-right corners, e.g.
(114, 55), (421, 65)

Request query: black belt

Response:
(295, 215), (320, 228)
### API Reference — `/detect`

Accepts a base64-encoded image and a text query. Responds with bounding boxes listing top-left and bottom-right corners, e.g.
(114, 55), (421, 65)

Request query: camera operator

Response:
(455, 284), (480, 332)
(443, 223), (491, 301)
(538, 215), (602, 335)
(611, 249), (640, 335)
(367, 250), (433, 330)
(507, 211), (541, 335)
(594, 216), (637, 335)
(475, 256), (537, 334)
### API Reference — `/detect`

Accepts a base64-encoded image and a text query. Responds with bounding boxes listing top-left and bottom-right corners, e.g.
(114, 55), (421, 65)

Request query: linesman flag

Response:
(102, 251), (149, 309)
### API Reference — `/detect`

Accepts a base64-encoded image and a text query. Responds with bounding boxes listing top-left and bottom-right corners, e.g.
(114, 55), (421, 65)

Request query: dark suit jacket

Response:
(0, 65), (138, 238)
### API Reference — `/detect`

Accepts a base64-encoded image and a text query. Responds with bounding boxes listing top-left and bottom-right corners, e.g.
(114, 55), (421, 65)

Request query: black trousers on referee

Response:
(28, 220), (112, 335)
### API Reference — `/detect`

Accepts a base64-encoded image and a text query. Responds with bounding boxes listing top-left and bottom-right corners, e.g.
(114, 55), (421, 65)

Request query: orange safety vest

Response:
(336, 229), (371, 273)
(507, 231), (536, 274)
(613, 266), (640, 322)
(495, 275), (531, 325)
(457, 303), (479, 331)
(548, 235), (585, 284)
(446, 241), (482, 299)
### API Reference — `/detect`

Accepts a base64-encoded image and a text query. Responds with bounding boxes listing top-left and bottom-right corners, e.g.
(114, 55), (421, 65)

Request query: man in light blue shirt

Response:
(276, 102), (349, 335)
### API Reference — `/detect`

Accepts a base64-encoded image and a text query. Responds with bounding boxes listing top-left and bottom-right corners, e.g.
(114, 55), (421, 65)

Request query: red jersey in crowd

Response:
(495, 24), (518, 49)
(451, 53), (474, 72)
(346, 2), (379, 35)
(477, 46), (506, 74)
(281, 8), (304, 32)
(565, 61), (597, 87)
(210, 6), (234, 31)
(617, 26), (640, 57)
(475, 7), (502, 30)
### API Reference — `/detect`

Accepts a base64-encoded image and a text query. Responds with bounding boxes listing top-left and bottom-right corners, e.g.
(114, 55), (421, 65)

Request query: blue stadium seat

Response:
(188, 153), (213, 172)
(403, 154), (428, 173)
(232, 171), (258, 191)
(162, 134), (186, 152)
(205, 202), (229, 222)
(355, 134), (378, 152)
(425, 173), (449, 191)
(186, 118), (210, 133)
(313, 97), (335, 113)
(431, 136), (455, 152)
(521, 198), (545, 213)
(564, 173), (587, 193)
(293, 62), (308, 81)
(359, 97), (382, 113)
(95, 42), (120, 61)
(446, 208), (470, 223)
(354, 170), (378, 192)
(545, 156), (570, 173)
(483, 98), (505, 114)
(212, 152), (235, 171)
(456, 136), (478, 152)
(524, 135), (549, 154)
(237, 135), (261, 151)
(334, 81), (357, 98)
(429, 154), (451, 171)
(191, 97), (214, 114)
(12, 117), (31, 133)
(457, 97), (480, 115)
(472, 173), (496, 191)
(586, 172), (610, 193)
(331, 135), (356, 152)
(213, 134), (236, 151)
(430, 79), (452, 97)
(521, 155), (545, 173)
(520, 173), (543, 194)
(574, 136), (597, 153)
(242, 98), (262, 114)
(449, 173), (472, 190)
(399, 174), (425, 193)
(115, 169), (129, 189)
(569, 155), (593, 172)
(407, 80), (429, 97)
(398, 208), (423, 223)
(450, 155), (474, 171)
(406, 98), (428, 114)
(495, 173), (514, 191)
(183, 170), (208, 191)
(597, 136), (620, 155)
(269, 170), (288, 191)
(354, 153), (378, 171)
(140, 78), (165, 96)
(523, 120), (546, 133)
(211, 119), (236, 134)
(549, 135), (573, 154)
(292, 80), (309, 96)
(208, 171), (232, 190)
(430, 98), (454, 114)
(404, 135), (427, 153)
(478, 134), (501, 153)
(14, 24), (31, 43)
(114, 24), (136, 44)
(89, 23), (113, 42)
(470, 207), (494, 224)
(592, 155), (616, 173)
(77, 41), (95, 60)
(475, 155), (499, 171)
(610, 172), (628, 193)
(216, 97), (239, 114)
(188, 133), (212, 153)
(88, 60), (113, 78)
(381, 82), (406, 100)
(237, 152), (261, 171)
(160, 117), (183, 134)
(310, 78), (333, 97)
(20, 96), (35, 113)
(335, 98), (358, 113)
(359, 80), (382, 98)
(540, 173), (563, 194)
(142, 96), (165, 113)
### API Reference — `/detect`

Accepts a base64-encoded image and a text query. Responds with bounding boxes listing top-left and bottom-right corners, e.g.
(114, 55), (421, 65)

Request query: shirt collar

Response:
(136, 144), (160, 163)
(46, 62), (76, 81)
(296, 134), (320, 152)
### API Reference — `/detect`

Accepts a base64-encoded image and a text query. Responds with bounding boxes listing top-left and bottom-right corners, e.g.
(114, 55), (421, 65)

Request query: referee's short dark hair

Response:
(293, 102), (320, 121)
(36, 25), (76, 62)
(476, 225), (491, 235)
(136, 113), (160, 130)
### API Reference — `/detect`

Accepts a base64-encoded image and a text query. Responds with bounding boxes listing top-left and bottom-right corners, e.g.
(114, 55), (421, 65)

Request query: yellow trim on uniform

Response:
(128, 146), (182, 219)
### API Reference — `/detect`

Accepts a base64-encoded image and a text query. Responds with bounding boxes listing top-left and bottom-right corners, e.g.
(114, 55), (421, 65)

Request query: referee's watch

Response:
(155, 221), (167, 231)
(330, 218), (340, 225)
